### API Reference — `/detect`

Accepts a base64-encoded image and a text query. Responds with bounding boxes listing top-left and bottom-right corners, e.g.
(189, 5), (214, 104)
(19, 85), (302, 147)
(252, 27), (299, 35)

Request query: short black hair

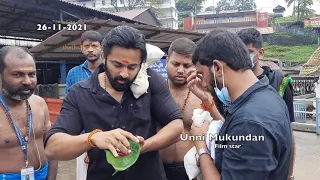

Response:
(237, 28), (263, 49)
(102, 25), (147, 63)
(168, 38), (196, 57)
(81, 30), (102, 44)
(192, 31), (251, 71)
(0, 46), (34, 74)
(196, 28), (227, 45)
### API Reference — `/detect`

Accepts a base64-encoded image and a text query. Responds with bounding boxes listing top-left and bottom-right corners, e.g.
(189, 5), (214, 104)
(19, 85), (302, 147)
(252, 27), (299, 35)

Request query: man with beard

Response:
(0, 46), (58, 179)
(44, 25), (184, 180)
(187, 31), (292, 180)
(66, 30), (103, 93)
(159, 38), (201, 180)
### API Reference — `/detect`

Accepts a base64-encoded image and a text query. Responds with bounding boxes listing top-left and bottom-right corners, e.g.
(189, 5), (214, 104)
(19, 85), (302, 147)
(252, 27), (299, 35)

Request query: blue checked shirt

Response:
(66, 60), (93, 94)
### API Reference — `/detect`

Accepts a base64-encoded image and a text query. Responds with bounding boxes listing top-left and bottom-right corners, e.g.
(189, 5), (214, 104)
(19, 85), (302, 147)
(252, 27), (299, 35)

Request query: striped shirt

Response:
(66, 60), (92, 94)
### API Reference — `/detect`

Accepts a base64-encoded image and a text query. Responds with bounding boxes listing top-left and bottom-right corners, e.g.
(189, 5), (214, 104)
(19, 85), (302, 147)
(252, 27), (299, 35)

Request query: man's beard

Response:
(167, 74), (187, 87)
(105, 65), (138, 92)
(1, 76), (35, 101)
(86, 53), (100, 62)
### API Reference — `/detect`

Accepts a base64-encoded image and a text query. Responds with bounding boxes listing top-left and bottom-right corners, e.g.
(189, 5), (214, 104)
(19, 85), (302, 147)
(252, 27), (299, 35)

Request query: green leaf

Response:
(105, 139), (141, 176)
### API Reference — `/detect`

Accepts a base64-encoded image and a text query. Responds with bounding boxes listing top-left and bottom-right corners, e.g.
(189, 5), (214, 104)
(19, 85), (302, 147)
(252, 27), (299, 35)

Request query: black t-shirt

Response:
(215, 76), (292, 179)
(45, 64), (183, 180)
(257, 66), (295, 122)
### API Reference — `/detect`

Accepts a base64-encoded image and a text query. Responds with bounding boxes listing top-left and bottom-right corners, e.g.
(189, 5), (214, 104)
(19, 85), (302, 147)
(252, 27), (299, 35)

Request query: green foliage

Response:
(176, 0), (205, 28)
(263, 43), (318, 62)
(285, 0), (315, 21)
(275, 16), (297, 24)
(263, 33), (318, 46)
(176, 0), (205, 14)
(216, 0), (256, 12)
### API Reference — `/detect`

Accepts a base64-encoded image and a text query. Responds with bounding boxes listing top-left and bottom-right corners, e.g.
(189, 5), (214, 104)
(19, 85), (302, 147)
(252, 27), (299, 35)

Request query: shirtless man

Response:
(0, 46), (58, 179)
(159, 38), (202, 180)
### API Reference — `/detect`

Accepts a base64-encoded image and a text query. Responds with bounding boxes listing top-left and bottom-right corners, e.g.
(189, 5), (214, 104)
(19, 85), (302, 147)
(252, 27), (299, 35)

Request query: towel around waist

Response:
(0, 162), (48, 180)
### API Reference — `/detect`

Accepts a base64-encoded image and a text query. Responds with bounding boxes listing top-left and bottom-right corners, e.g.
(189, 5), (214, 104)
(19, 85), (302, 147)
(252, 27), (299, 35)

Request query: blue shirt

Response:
(66, 60), (92, 94)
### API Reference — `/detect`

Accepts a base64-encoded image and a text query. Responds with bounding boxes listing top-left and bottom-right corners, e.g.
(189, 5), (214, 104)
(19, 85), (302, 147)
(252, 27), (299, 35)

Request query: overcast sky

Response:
(204, 0), (320, 16)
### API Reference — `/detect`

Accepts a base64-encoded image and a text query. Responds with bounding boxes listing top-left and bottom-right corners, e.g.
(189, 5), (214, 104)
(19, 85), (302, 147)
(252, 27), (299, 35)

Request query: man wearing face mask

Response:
(187, 31), (292, 180)
(44, 25), (184, 180)
(237, 28), (294, 123)
(237, 28), (295, 180)
(0, 46), (58, 180)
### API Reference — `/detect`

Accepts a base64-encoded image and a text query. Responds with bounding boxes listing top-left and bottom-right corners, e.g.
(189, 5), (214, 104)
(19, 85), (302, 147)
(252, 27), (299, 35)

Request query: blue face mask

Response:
(212, 63), (232, 105)
(250, 52), (258, 68)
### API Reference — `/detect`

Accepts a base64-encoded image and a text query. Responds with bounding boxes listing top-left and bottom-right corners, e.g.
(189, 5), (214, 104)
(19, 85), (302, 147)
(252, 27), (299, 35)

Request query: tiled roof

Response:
(112, 8), (149, 19)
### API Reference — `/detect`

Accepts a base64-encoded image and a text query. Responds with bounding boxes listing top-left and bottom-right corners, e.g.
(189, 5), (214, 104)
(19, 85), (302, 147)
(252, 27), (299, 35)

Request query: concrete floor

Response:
(55, 131), (320, 180)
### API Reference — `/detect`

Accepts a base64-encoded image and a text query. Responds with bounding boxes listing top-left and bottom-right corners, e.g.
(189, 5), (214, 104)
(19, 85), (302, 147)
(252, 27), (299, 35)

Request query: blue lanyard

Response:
(0, 94), (32, 167)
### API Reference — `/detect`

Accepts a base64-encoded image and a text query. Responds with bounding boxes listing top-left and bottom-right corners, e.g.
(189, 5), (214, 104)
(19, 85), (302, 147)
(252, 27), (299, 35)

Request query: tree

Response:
(176, 0), (206, 29)
(205, 6), (215, 11)
(216, 0), (256, 12)
(110, 0), (163, 12)
(176, 0), (205, 15)
(216, 0), (234, 11)
(285, 0), (315, 21)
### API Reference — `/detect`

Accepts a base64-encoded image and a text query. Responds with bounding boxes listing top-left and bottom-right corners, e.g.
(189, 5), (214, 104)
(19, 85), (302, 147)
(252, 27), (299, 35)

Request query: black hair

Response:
(0, 46), (34, 74)
(237, 28), (263, 49)
(192, 31), (251, 71)
(168, 38), (196, 57)
(102, 25), (147, 63)
(80, 30), (102, 44)
(196, 28), (227, 45)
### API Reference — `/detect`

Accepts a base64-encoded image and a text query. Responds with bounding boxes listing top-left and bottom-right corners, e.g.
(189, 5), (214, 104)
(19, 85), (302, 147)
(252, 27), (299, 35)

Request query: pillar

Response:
(60, 60), (66, 84)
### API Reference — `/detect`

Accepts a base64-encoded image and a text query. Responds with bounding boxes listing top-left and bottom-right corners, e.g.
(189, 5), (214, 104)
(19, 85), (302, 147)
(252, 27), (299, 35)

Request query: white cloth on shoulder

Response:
(130, 43), (165, 99)
(184, 109), (224, 180)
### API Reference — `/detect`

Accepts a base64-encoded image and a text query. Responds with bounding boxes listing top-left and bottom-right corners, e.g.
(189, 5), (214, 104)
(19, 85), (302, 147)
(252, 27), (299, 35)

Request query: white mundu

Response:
(76, 153), (88, 180)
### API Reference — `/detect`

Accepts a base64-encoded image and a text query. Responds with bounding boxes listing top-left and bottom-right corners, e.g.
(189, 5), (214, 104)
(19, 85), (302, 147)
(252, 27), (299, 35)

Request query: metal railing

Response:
(293, 98), (320, 135)
(291, 76), (319, 96)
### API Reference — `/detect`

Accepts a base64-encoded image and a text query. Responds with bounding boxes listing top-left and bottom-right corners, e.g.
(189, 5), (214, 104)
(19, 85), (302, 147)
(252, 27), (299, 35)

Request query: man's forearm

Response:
(141, 119), (183, 153)
(46, 160), (58, 180)
(196, 142), (220, 180)
(45, 133), (91, 161)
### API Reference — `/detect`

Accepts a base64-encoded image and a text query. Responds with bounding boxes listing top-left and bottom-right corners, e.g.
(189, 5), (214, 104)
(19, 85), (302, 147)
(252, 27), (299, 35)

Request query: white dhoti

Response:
(76, 153), (88, 180)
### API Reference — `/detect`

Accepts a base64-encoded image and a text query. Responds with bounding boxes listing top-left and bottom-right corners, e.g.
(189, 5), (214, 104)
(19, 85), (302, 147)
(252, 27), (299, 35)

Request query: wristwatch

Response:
(289, 176), (294, 180)
(195, 148), (210, 167)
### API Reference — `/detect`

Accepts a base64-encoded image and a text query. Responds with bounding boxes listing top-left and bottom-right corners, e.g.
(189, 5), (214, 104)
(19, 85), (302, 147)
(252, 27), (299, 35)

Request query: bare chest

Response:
(0, 109), (45, 147)
(172, 93), (201, 128)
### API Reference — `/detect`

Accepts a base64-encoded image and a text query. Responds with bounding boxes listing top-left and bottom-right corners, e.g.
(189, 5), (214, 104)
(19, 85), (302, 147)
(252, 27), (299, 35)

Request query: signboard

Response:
(304, 17), (320, 28)
(257, 12), (268, 27)
(150, 58), (168, 80)
(256, 27), (274, 34)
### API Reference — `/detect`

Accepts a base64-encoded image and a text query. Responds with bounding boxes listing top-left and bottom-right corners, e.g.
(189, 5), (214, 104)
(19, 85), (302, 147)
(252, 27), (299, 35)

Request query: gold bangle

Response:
(87, 129), (103, 147)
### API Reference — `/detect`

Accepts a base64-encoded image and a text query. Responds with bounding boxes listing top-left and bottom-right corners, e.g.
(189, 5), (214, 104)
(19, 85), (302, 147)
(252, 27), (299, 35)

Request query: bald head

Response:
(0, 46), (34, 74)
(0, 46), (37, 101)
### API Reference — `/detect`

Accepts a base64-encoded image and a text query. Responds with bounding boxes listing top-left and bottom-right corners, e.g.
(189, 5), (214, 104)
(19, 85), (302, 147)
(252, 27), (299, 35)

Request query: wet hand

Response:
(191, 120), (210, 138)
(191, 121), (210, 149)
(187, 69), (211, 102)
(90, 128), (140, 157)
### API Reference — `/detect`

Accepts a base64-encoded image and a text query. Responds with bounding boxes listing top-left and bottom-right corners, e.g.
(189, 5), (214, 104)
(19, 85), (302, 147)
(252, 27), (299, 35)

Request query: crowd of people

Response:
(0, 25), (294, 180)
